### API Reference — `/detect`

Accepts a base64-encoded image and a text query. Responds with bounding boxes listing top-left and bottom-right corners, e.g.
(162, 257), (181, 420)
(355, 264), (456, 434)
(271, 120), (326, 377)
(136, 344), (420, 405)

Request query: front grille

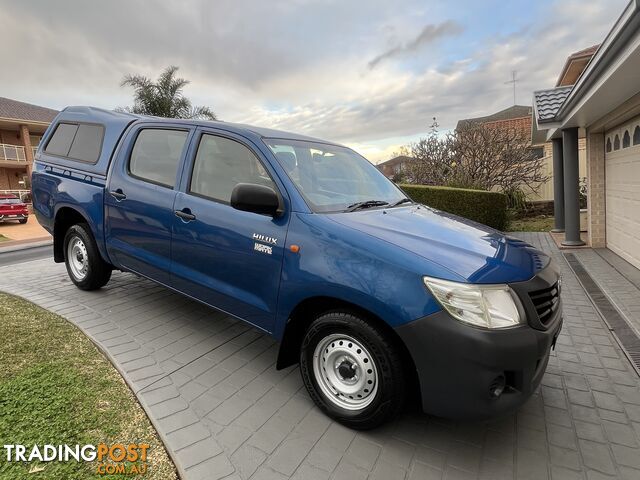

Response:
(529, 282), (560, 325)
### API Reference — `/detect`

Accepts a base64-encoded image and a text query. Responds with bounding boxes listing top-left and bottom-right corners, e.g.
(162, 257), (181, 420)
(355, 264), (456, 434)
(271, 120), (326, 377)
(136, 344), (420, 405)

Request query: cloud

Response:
(368, 21), (464, 69)
(0, 0), (630, 162)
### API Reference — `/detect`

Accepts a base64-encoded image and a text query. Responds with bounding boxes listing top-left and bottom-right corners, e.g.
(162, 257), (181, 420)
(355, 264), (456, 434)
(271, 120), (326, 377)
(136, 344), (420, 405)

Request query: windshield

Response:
(0, 197), (21, 204)
(265, 138), (406, 213)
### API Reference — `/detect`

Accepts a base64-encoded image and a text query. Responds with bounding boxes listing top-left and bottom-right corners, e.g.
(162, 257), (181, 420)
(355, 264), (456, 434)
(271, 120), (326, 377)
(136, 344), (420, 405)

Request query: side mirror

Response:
(230, 183), (281, 216)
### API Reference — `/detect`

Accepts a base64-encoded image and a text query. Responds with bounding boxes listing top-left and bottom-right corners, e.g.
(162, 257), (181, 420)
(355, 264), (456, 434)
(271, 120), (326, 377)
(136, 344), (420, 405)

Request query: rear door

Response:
(170, 128), (289, 332)
(105, 123), (193, 284)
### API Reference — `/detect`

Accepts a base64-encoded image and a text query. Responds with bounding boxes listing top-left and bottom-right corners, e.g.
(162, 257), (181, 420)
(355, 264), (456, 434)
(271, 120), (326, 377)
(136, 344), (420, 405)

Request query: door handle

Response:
(174, 208), (196, 222)
(109, 189), (127, 201)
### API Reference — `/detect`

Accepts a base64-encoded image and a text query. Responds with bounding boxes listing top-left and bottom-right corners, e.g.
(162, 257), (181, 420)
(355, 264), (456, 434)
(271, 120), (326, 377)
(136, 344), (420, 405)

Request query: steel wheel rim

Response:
(67, 236), (88, 281)
(312, 333), (378, 410)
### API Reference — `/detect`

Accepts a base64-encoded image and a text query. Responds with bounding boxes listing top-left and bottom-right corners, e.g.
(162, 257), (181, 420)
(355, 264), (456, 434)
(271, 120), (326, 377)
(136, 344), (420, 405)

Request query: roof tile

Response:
(533, 86), (573, 122)
(0, 97), (58, 123)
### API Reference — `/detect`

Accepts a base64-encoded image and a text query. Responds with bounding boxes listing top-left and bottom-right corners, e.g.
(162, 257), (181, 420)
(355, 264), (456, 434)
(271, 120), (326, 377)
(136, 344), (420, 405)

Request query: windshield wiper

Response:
(388, 198), (413, 208)
(345, 200), (389, 212)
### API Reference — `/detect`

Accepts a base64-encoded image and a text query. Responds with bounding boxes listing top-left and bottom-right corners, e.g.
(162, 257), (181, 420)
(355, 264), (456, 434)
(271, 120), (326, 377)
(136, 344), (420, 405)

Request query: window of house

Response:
(44, 122), (104, 163)
(634, 126), (640, 146)
(129, 129), (188, 187)
(190, 134), (276, 203)
(606, 137), (612, 153)
(614, 134), (620, 150)
(623, 130), (631, 148)
(531, 147), (544, 159)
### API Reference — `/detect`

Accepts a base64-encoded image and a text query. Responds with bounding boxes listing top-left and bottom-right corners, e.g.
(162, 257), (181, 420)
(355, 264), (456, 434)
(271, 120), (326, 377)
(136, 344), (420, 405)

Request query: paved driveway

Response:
(0, 215), (50, 242)
(2, 233), (640, 479)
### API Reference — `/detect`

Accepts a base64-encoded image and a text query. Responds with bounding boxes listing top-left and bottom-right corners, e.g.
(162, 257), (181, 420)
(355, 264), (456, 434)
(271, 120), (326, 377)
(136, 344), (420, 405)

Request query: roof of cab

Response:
(61, 106), (333, 145)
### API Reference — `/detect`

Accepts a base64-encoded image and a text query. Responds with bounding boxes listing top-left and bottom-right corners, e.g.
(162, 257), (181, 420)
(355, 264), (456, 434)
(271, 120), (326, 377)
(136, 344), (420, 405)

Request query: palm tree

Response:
(118, 66), (217, 120)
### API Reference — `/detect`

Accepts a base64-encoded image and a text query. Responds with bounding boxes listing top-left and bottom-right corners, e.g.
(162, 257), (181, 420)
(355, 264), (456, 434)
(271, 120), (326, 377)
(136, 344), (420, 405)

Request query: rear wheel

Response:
(18, 218), (27, 224)
(300, 312), (407, 429)
(63, 223), (112, 290)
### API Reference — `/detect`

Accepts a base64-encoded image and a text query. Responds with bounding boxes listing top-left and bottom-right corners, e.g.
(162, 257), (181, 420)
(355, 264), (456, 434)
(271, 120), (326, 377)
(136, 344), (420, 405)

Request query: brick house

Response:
(456, 105), (536, 142)
(0, 97), (58, 196)
(533, 0), (640, 267)
(377, 155), (414, 179)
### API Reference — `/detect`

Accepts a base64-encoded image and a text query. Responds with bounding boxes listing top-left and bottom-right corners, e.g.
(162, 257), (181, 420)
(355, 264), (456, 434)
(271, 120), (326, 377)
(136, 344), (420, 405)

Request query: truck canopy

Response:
(37, 106), (139, 177)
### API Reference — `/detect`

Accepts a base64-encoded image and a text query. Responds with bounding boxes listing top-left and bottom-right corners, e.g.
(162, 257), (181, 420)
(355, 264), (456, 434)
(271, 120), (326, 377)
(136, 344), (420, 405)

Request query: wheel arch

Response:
(276, 296), (419, 401)
(53, 207), (91, 263)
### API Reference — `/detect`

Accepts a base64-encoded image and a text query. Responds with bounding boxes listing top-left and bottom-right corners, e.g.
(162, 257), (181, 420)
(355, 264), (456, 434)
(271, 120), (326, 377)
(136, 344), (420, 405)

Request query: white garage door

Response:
(605, 119), (640, 269)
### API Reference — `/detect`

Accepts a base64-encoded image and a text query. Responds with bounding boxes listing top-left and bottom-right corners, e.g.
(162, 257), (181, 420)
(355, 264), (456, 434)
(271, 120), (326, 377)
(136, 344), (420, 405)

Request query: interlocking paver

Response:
(3, 232), (640, 479)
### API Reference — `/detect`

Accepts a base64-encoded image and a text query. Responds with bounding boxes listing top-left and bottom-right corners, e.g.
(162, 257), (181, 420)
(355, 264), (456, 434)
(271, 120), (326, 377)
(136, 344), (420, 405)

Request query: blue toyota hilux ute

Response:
(32, 107), (562, 429)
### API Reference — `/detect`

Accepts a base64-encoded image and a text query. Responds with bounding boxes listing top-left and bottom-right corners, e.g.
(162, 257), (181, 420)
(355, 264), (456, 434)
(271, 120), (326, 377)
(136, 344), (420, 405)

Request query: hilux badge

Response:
(252, 233), (277, 245)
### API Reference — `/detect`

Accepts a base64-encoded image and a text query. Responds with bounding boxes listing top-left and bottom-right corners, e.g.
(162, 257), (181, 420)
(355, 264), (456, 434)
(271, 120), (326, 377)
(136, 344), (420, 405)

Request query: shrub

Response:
(400, 184), (508, 230)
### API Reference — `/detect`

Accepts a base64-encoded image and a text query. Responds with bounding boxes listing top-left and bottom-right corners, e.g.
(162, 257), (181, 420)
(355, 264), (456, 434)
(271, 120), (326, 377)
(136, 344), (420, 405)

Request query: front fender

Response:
(274, 213), (446, 340)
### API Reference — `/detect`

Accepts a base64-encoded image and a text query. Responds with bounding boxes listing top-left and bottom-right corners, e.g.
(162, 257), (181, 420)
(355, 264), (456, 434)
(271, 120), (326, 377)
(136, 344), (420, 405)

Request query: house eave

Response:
(554, 0), (640, 127)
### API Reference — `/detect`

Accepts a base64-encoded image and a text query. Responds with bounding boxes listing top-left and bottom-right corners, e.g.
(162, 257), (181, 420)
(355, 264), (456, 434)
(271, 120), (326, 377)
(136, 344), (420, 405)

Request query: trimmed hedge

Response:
(399, 184), (508, 230)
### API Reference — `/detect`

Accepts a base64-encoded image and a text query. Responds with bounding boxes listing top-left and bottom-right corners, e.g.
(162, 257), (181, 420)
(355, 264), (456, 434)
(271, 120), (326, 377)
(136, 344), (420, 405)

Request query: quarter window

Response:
(190, 134), (276, 203)
(129, 129), (188, 187)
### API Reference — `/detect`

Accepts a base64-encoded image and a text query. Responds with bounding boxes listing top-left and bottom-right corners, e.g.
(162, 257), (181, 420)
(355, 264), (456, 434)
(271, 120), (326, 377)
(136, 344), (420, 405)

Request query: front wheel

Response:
(300, 312), (407, 429)
(18, 218), (27, 224)
(64, 223), (112, 290)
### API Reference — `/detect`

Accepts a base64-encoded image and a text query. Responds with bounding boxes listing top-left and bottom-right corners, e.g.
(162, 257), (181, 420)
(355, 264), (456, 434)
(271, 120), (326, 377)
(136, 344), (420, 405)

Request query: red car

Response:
(0, 194), (28, 224)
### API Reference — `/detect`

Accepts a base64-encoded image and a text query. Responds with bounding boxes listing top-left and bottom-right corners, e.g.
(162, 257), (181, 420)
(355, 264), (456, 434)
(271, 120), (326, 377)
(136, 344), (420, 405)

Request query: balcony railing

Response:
(0, 189), (31, 203)
(0, 144), (27, 163)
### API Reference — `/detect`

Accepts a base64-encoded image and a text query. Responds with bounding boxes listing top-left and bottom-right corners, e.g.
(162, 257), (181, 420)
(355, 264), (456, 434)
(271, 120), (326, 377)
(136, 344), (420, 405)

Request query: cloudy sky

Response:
(0, 0), (628, 162)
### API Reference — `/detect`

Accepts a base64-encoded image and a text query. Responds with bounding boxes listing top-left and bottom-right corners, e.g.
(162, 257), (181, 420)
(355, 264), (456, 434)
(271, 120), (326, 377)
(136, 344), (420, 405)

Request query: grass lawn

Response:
(0, 293), (177, 480)
(508, 215), (555, 232)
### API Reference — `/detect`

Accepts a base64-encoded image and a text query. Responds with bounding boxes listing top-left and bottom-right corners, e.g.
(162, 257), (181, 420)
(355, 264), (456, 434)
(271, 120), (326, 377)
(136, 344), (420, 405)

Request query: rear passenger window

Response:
(44, 122), (105, 163)
(45, 123), (78, 156)
(129, 129), (188, 188)
(190, 134), (276, 203)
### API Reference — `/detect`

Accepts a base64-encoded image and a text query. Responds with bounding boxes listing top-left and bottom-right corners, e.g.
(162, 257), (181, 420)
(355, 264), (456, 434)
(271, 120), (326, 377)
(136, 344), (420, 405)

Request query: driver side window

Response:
(190, 134), (276, 203)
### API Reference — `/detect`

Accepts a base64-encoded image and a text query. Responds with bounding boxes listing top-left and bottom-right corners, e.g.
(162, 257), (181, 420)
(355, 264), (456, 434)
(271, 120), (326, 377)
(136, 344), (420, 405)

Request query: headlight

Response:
(423, 276), (522, 329)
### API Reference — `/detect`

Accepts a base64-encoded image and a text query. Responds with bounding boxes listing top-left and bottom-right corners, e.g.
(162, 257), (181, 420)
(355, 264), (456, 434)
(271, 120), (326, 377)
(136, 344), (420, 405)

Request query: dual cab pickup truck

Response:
(33, 107), (562, 429)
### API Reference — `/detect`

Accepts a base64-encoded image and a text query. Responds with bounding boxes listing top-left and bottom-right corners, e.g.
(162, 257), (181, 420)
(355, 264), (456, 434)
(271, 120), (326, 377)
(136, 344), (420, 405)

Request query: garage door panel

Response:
(605, 121), (640, 270)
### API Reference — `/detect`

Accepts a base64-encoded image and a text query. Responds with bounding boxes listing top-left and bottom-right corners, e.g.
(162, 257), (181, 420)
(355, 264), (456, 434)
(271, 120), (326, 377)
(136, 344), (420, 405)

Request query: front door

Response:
(171, 130), (289, 332)
(105, 125), (191, 284)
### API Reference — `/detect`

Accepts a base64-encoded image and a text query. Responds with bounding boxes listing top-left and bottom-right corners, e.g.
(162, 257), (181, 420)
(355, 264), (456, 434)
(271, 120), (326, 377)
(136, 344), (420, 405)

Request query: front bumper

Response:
(396, 265), (562, 419)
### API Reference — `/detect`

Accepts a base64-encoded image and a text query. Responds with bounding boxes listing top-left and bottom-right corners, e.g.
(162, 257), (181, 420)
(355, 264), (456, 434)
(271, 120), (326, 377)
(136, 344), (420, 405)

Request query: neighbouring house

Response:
(456, 105), (536, 142)
(0, 97), (58, 198)
(377, 155), (415, 180)
(457, 104), (586, 203)
(533, 0), (640, 268)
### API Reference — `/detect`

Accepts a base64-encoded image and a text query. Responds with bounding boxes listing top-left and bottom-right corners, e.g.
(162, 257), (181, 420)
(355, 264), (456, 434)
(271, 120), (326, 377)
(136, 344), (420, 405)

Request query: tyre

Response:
(18, 218), (27, 224)
(300, 312), (407, 429)
(63, 223), (112, 290)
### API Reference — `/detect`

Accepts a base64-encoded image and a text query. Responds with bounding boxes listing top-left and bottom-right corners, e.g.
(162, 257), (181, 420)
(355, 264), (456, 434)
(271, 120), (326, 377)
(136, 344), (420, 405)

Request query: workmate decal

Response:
(254, 242), (273, 255)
